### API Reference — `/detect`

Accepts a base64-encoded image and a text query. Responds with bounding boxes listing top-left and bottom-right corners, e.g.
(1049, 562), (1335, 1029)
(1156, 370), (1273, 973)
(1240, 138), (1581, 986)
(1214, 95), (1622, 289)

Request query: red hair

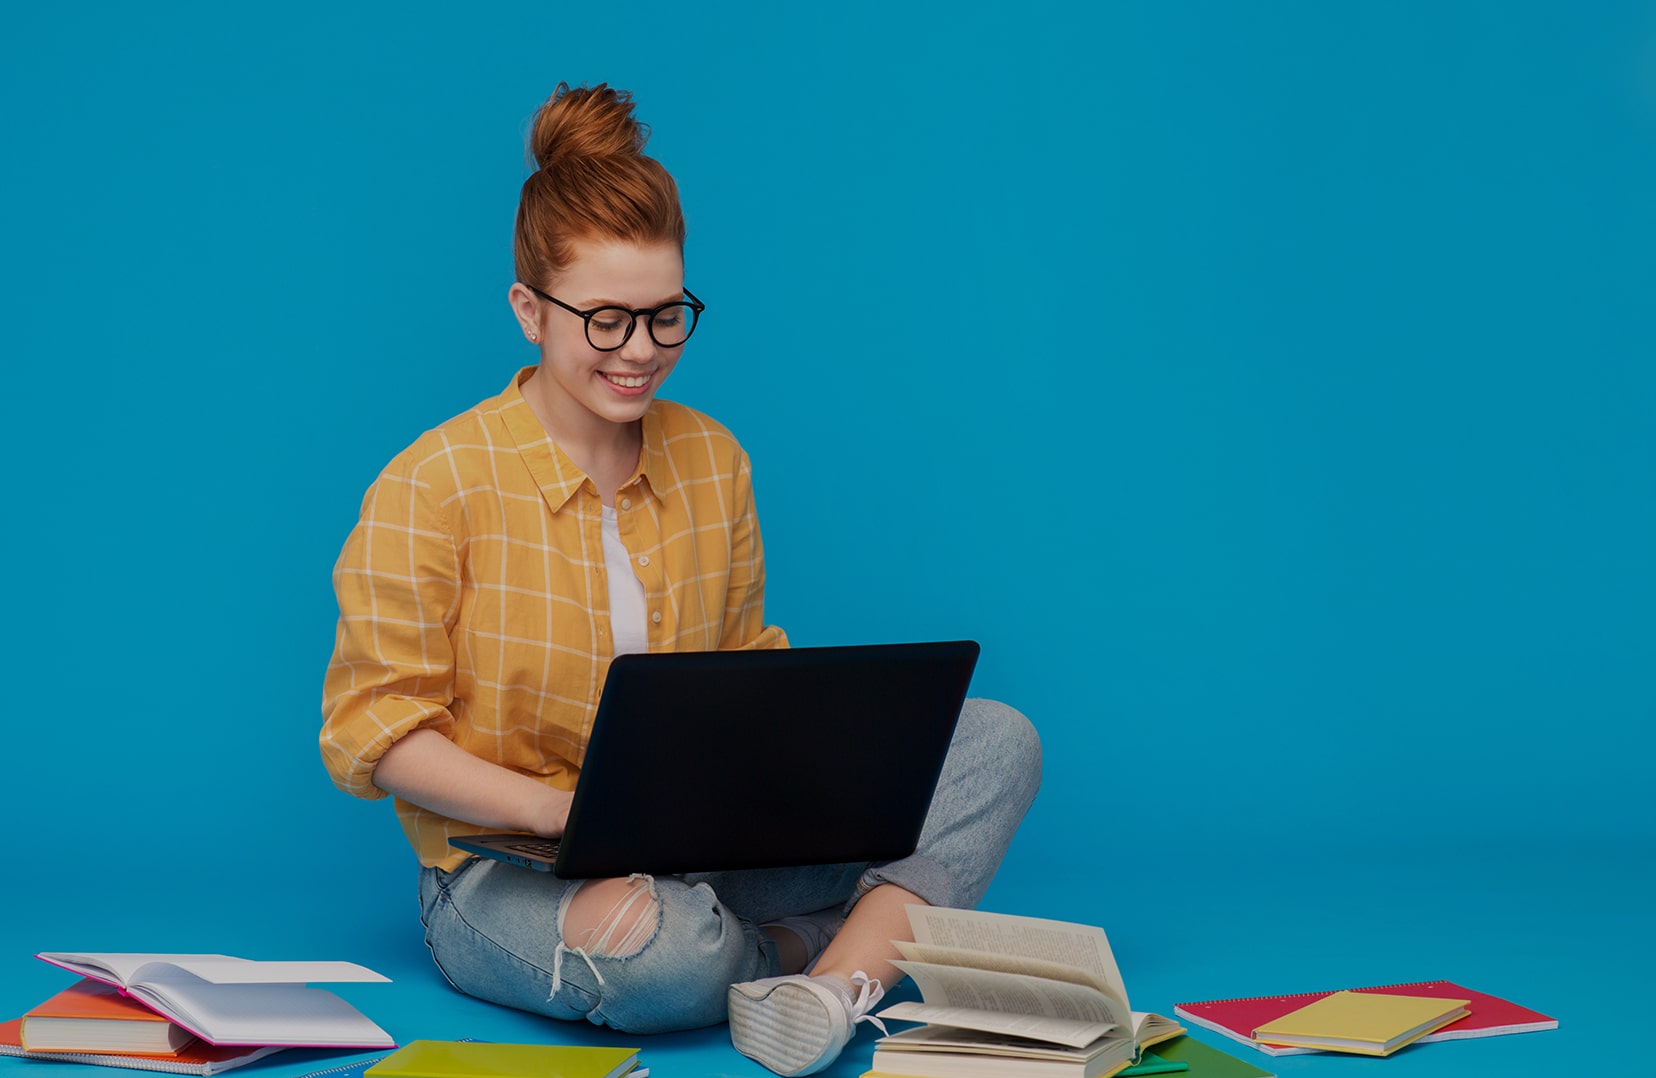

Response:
(514, 83), (686, 288)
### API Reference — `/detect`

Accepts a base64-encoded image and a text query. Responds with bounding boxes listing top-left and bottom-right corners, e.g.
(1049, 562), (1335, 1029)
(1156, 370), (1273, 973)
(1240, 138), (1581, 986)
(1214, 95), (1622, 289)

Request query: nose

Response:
(615, 318), (658, 364)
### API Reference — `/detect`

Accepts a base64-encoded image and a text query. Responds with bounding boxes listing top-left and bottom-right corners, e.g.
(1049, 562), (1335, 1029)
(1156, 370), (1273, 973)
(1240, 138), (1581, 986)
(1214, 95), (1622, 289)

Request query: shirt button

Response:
(620, 497), (632, 510)
(650, 611), (662, 625)
(637, 555), (650, 567)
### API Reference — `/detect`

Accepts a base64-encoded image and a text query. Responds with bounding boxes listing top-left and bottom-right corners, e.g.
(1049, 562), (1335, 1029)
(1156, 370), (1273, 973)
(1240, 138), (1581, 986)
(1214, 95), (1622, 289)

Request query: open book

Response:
(34, 953), (393, 1048)
(872, 907), (1184, 1078)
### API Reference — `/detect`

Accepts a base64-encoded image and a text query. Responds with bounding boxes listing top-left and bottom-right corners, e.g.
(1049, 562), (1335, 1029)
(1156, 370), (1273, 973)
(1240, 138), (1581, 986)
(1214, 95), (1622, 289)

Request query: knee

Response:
(573, 880), (761, 1034)
(560, 876), (660, 958)
(961, 697), (1043, 797)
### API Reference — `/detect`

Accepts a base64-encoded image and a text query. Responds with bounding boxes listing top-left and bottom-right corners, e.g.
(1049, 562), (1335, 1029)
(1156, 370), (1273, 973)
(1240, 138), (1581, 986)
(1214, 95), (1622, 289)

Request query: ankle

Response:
(762, 908), (846, 975)
(763, 925), (810, 974)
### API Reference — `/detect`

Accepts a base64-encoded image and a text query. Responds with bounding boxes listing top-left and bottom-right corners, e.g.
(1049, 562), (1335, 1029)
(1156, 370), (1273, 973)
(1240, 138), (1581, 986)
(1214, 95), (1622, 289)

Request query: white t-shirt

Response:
(601, 504), (649, 656)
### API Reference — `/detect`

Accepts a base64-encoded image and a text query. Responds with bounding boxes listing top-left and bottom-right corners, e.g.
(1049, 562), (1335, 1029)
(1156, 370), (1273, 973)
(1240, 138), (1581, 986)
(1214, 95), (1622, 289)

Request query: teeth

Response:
(604, 373), (650, 388)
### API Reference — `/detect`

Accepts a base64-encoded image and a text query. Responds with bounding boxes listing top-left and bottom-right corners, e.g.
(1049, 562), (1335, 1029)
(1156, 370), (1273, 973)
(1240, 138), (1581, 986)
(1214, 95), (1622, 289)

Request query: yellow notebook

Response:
(364, 1041), (640, 1078)
(1252, 990), (1470, 1056)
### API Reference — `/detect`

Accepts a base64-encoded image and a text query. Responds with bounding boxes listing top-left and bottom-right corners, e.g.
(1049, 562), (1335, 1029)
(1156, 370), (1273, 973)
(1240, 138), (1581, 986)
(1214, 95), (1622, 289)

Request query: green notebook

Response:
(1149, 1037), (1275, 1078)
(364, 1040), (639, 1078)
(1118, 1050), (1190, 1075)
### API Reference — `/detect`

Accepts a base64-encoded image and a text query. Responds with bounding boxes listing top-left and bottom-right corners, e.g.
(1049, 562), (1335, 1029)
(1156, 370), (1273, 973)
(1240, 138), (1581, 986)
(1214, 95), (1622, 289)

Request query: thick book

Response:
(1172, 979), (1557, 1057)
(871, 906), (1185, 1078)
(23, 980), (195, 1054)
(1249, 990), (1468, 1056)
(871, 1024), (1136, 1078)
(0, 1019), (284, 1076)
(363, 1040), (641, 1078)
(34, 952), (394, 1048)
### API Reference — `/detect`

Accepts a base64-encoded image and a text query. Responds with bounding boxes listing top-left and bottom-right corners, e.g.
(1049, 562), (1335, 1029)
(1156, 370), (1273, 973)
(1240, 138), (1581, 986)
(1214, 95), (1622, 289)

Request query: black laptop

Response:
(449, 640), (978, 878)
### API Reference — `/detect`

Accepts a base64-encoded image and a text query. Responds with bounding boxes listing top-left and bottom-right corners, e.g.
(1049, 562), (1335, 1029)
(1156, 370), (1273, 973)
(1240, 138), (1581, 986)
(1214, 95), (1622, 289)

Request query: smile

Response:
(600, 372), (651, 388)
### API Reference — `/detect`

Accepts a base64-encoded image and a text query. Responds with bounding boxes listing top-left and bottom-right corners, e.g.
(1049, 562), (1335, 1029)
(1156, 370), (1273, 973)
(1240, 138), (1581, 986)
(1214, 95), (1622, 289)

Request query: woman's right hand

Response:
(374, 728), (577, 836)
(531, 785), (575, 838)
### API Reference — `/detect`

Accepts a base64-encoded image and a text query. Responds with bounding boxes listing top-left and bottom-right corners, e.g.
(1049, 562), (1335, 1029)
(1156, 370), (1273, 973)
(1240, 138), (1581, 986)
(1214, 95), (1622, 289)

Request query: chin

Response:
(597, 397), (655, 423)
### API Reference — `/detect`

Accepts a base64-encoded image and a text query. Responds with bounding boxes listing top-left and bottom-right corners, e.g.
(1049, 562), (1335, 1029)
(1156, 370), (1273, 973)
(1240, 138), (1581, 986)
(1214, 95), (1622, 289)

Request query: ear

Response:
(507, 283), (544, 344)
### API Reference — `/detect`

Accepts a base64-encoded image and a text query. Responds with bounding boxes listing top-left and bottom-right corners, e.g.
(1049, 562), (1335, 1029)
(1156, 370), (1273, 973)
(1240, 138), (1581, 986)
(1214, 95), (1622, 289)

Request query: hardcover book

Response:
(22, 980), (195, 1054)
(1, 1019), (284, 1076)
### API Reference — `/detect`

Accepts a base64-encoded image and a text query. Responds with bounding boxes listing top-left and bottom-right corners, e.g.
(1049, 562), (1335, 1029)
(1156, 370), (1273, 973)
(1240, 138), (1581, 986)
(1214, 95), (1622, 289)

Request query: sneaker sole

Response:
(727, 977), (847, 1077)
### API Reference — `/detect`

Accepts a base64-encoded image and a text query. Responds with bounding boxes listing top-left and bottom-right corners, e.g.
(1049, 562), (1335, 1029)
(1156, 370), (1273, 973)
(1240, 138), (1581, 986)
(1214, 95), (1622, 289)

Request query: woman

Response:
(320, 83), (1041, 1077)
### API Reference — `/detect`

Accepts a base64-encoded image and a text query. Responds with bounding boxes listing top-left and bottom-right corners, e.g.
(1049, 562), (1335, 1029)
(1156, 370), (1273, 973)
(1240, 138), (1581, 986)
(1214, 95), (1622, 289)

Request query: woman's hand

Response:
(530, 785), (575, 838)
(374, 728), (575, 835)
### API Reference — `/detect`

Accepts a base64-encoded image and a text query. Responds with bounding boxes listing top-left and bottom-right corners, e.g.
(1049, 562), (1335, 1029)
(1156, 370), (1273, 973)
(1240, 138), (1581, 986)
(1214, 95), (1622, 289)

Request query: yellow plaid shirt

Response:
(320, 367), (787, 869)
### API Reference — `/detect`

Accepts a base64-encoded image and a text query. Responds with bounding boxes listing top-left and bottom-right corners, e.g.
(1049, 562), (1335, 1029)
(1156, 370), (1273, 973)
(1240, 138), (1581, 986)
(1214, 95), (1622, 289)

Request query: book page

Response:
(877, 1000), (1118, 1050)
(35, 955), (239, 988)
(904, 906), (1130, 1007)
(124, 982), (392, 1047)
(1131, 1011), (1187, 1046)
(35, 955), (387, 989)
(148, 959), (389, 985)
(893, 960), (1128, 1026)
(877, 1023), (1125, 1062)
(893, 940), (1126, 1004)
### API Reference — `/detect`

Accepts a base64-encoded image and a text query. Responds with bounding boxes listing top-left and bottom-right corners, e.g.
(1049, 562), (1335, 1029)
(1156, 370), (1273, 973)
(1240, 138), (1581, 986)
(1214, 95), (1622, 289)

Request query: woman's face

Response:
(515, 239), (688, 432)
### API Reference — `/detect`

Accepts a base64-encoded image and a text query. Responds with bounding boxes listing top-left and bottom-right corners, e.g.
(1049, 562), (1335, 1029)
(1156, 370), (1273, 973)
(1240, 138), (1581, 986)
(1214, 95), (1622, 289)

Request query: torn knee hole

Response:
(561, 875), (659, 958)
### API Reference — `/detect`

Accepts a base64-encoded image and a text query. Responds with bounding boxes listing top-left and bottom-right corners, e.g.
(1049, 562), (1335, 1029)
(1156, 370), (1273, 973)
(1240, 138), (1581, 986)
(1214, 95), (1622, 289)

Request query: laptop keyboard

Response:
(504, 840), (561, 858)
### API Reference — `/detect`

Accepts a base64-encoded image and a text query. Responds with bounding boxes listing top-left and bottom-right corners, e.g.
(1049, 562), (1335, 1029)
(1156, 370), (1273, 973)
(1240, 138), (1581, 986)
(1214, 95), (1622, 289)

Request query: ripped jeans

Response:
(416, 697), (1042, 1034)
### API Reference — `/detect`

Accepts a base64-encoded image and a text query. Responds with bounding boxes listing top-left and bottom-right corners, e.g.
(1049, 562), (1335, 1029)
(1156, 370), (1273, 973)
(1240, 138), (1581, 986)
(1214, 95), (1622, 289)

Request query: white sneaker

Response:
(727, 970), (886, 1076)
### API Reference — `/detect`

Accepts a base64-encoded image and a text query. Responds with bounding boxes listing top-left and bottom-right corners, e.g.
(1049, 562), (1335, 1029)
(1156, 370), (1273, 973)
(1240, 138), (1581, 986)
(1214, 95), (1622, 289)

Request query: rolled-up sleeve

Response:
(320, 452), (460, 799)
(720, 449), (788, 652)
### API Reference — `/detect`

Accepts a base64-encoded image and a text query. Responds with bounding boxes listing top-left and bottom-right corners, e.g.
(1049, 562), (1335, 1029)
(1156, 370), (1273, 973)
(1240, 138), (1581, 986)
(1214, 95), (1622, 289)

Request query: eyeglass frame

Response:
(524, 284), (705, 352)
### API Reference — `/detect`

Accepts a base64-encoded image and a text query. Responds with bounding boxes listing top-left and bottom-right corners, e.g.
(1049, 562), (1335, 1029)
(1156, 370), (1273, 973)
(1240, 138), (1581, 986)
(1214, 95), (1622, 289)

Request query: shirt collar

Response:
(497, 366), (674, 513)
(637, 406), (672, 500)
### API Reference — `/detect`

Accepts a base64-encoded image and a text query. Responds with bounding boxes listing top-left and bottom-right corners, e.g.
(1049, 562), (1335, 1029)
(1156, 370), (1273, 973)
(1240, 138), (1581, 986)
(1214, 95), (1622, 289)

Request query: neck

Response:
(521, 369), (643, 500)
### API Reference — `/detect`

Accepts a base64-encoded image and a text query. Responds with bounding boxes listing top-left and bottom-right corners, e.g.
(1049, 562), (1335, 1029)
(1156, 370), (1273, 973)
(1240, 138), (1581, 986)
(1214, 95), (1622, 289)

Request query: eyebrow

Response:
(581, 292), (685, 309)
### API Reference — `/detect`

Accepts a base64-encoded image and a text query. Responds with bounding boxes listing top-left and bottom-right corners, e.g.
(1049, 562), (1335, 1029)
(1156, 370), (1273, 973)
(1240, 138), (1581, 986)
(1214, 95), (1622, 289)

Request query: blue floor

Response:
(3, 832), (1642, 1078)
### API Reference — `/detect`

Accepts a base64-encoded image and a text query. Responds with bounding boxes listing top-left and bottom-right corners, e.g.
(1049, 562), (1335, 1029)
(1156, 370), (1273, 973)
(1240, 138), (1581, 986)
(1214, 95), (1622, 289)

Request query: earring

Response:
(528, 332), (538, 342)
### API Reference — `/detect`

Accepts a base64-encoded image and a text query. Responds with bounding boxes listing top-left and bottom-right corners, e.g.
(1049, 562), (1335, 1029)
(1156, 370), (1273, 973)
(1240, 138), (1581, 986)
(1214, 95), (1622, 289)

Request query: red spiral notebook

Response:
(1172, 979), (1556, 1057)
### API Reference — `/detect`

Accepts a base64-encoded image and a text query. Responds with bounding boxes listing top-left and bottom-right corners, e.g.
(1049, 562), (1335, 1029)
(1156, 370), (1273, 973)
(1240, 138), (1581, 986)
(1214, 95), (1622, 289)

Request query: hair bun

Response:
(529, 82), (649, 170)
(513, 82), (685, 288)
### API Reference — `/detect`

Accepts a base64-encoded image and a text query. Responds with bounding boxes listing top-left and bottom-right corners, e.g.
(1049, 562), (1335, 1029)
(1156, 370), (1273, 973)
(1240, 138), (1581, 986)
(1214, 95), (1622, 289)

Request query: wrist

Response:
(530, 784), (573, 837)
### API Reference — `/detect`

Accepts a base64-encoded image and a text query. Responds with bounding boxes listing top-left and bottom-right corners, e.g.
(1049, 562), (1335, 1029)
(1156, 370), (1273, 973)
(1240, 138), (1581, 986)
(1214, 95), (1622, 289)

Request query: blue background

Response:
(3, 3), (1652, 1077)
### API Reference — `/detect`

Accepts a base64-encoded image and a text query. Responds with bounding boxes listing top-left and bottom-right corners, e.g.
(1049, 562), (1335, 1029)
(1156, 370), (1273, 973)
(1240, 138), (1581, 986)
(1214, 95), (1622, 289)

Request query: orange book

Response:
(22, 981), (195, 1055)
(1, 1017), (285, 1076)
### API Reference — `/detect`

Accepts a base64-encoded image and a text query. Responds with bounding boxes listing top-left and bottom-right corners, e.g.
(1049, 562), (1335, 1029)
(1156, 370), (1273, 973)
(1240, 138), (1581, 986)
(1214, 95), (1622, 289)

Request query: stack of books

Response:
(1172, 979), (1558, 1058)
(1, 952), (395, 1075)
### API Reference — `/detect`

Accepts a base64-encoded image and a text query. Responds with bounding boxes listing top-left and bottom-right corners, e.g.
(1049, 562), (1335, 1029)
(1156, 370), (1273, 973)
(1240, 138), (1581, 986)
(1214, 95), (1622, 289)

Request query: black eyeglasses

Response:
(526, 284), (704, 351)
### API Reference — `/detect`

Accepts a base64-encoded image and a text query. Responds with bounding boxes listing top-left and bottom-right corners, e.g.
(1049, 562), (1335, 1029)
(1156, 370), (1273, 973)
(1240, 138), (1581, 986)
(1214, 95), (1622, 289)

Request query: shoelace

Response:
(847, 970), (889, 1035)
